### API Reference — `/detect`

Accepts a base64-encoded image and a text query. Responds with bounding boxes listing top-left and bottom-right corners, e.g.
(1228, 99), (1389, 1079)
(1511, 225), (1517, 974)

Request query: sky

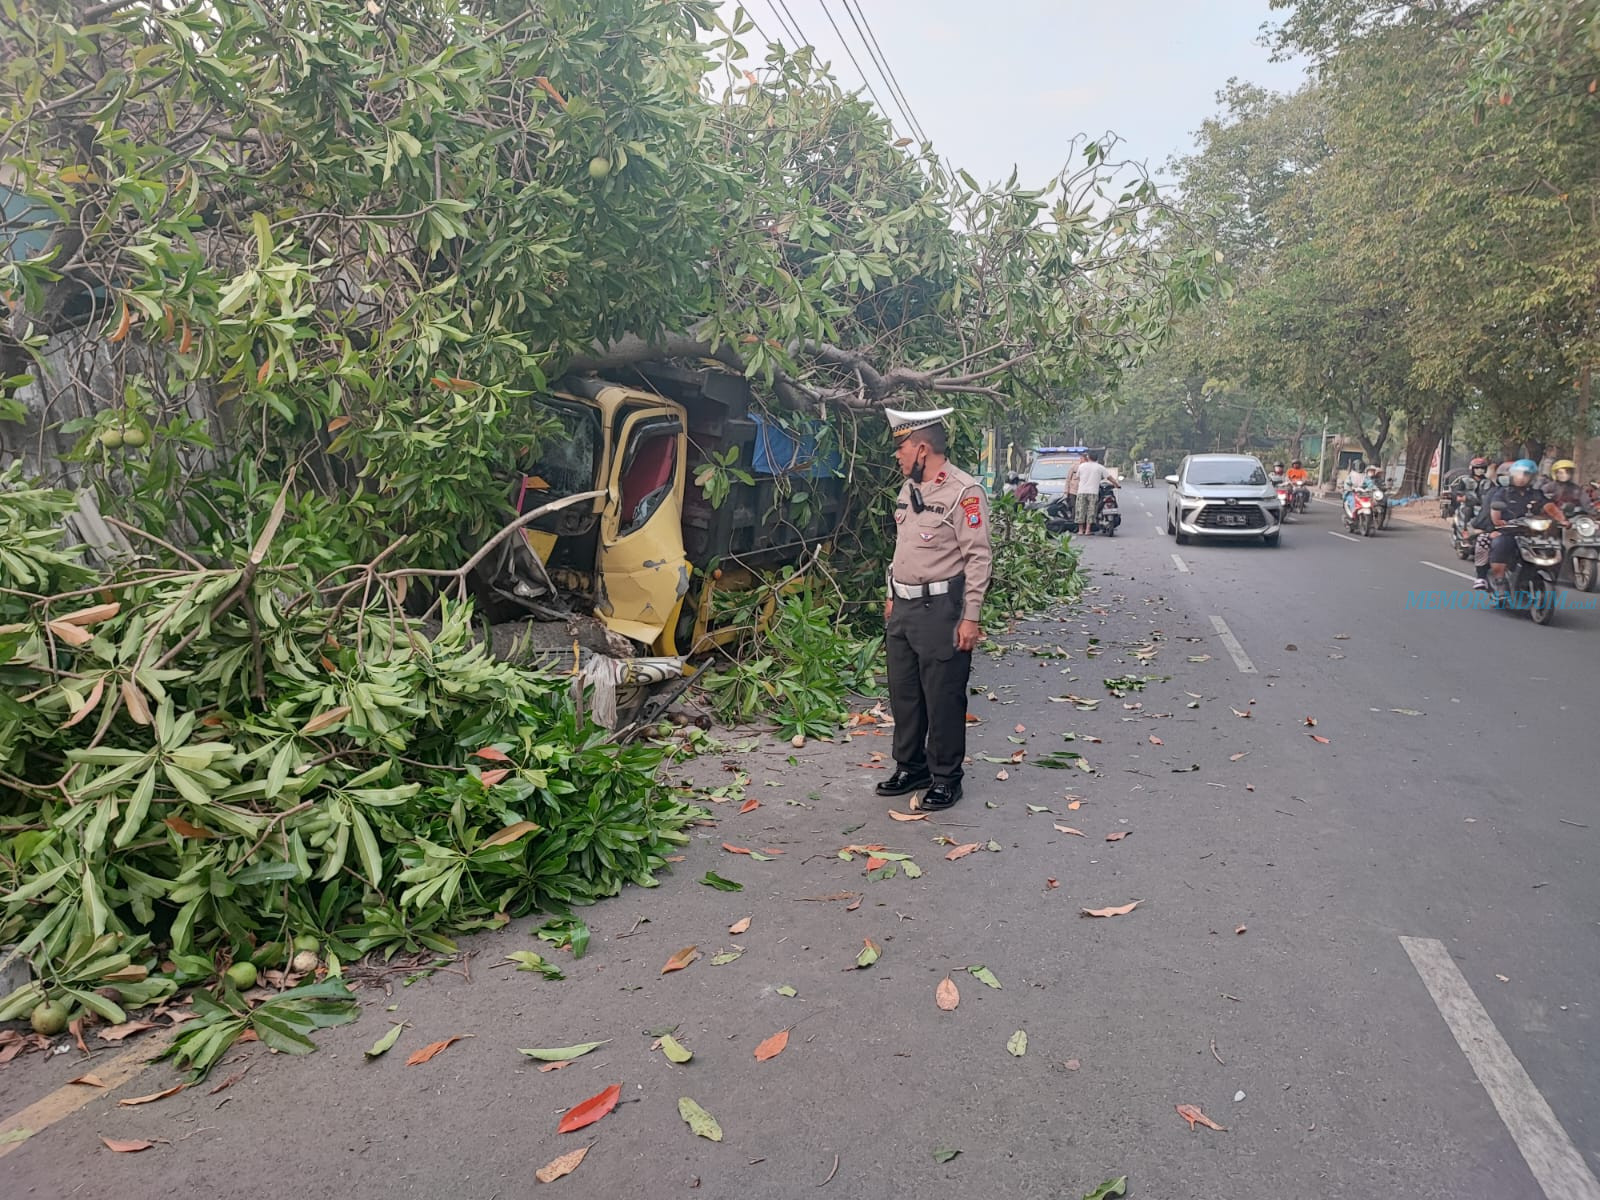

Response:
(734, 0), (1308, 186)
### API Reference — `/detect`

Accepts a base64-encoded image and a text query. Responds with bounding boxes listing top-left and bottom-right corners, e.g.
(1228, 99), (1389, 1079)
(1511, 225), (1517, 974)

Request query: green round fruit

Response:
(121, 427), (148, 448)
(587, 155), (612, 180)
(98, 428), (125, 450)
(292, 933), (321, 954)
(30, 1000), (70, 1036)
(225, 961), (258, 990)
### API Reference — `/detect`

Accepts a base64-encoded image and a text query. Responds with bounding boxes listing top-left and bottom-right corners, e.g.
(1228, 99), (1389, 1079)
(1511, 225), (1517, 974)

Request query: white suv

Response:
(1166, 454), (1283, 547)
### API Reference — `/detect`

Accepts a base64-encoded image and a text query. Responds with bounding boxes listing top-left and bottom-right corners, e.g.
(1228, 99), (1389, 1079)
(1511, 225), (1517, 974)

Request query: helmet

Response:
(1273, 462), (1285, 471)
(1551, 458), (1576, 480)
(1291, 459), (1301, 468)
(1470, 456), (1488, 470)
(1509, 458), (1537, 483)
(1367, 464), (1381, 474)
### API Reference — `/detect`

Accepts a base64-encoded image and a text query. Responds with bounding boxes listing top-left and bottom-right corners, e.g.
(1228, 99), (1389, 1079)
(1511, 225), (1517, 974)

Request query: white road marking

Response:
(1400, 936), (1600, 1200)
(1208, 615), (1257, 674)
(1329, 531), (1362, 543)
(1421, 560), (1476, 583)
(1171, 554), (1190, 574)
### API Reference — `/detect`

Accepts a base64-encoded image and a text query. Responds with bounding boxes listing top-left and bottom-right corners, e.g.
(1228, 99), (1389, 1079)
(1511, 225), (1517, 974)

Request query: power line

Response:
(771, 0), (813, 48)
(840, 0), (930, 145)
(810, 0), (900, 137)
(759, 0), (801, 49)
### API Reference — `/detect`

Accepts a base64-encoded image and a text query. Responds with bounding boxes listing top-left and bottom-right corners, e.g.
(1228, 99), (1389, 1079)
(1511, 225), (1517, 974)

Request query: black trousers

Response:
(886, 586), (971, 785)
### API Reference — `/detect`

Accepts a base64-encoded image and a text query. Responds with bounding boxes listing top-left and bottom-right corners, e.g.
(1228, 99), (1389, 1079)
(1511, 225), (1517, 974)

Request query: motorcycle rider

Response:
(1286, 459), (1308, 485)
(1474, 459), (1570, 590)
(1543, 459), (1594, 514)
(1137, 458), (1155, 484)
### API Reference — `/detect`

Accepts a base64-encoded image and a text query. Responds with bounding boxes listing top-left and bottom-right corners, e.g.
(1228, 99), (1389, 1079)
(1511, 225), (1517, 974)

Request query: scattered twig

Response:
(1220, 992), (1241, 1003)
(817, 1154), (840, 1187)
(1210, 1039), (1224, 1066)
(615, 915), (649, 939)
(1557, 819), (1588, 829)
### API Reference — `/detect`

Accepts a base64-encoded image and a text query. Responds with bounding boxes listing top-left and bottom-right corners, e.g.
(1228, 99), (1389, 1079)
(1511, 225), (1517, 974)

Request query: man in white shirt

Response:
(1073, 452), (1109, 533)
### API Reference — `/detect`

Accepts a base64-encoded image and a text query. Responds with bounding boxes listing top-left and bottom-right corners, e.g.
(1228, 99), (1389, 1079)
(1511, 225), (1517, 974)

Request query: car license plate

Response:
(1218, 513), (1246, 526)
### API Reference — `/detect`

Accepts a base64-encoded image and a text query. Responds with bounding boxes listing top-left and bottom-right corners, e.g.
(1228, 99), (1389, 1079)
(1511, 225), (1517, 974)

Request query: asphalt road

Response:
(3, 488), (1596, 1199)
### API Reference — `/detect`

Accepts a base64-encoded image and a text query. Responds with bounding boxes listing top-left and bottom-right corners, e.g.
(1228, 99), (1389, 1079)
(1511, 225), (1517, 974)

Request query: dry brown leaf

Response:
(1235, 925), (1247, 935)
(1045, 878), (1059, 890)
(935, 975), (960, 1011)
(661, 945), (699, 974)
(1176, 1103), (1228, 1132)
(101, 1137), (156, 1153)
(1014, 723), (1027, 733)
(120, 678), (152, 725)
(207, 1064), (253, 1095)
(538, 1061), (570, 1073)
(945, 842), (982, 861)
(163, 816), (215, 839)
(1229, 752), (1248, 762)
(888, 810), (927, 821)
(1104, 831), (1130, 842)
(739, 798), (760, 814)
(728, 916), (751, 935)
(722, 843), (753, 855)
(1066, 799), (1083, 810)
(98, 1020), (158, 1042)
(1081, 900), (1142, 918)
(1053, 824), (1086, 837)
(845, 896), (862, 912)
(1309, 734), (1330, 744)
(1230, 707), (1250, 719)
(480, 819), (538, 847)
(1303, 716), (1317, 726)
(995, 769), (1010, 780)
(68, 1073), (107, 1088)
(57, 601), (120, 627)
(67, 1016), (88, 1053)
(1064, 1058), (1081, 1071)
(118, 1084), (184, 1107)
(753, 1028), (790, 1061)
(535, 1144), (591, 1183)
(405, 1034), (465, 1065)
(1148, 735), (1163, 745)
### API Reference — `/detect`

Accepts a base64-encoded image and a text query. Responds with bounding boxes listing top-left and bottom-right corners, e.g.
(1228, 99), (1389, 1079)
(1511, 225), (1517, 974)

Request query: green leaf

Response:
(709, 951), (742, 965)
(967, 965), (1002, 989)
(1083, 1177), (1128, 1200)
(775, 985), (798, 997)
(365, 1022), (405, 1059)
(1006, 1030), (1028, 1057)
(517, 1040), (608, 1062)
(855, 939), (881, 969)
(933, 1147), (962, 1164)
(505, 951), (564, 980)
(700, 871), (742, 892)
(901, 860), (923, 879)
(678, 1096), (722, 1141)
(658, 1034), (693, 1063)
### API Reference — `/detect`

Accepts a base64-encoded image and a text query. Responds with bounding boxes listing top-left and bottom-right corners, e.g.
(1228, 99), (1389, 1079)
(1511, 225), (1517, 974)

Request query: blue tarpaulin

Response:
(750, 413), (839, 478)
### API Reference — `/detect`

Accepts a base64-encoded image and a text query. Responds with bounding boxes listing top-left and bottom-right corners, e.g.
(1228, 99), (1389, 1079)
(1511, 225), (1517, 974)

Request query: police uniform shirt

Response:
(890, 466), (994, 622)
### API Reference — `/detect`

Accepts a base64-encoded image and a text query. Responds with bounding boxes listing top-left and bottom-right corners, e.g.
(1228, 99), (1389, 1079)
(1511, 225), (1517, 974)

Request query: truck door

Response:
(598, 406), (691, 653)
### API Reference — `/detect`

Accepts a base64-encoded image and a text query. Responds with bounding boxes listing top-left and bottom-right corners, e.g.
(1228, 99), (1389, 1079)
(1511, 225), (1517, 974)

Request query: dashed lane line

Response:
(1329, 531), (1362, 543)
(1208, 614), (1257, 674)
(1400, 936), (1600, 1200)
(1421, 560), (1476, 583)
(1171, 554), (1190, 574)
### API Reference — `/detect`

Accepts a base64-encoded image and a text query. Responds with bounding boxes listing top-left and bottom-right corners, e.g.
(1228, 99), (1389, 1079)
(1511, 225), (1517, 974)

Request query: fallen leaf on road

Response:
(739, 798), (760, 814)
(728, 916), (751, 935)
(1083, 1177), (1128, 1200)
(1235, 925), (1247, 935)
(710, 951), (742, 965)
(1046, 878), (1059, 890)
(1149, 735), (1163, 745)
(1026, 804), (1052, 814)
(1081, 900), (1142, 918)
(1496, 974), (1510, 982)
(662, 946), (699, 974)
(933, 1147), (962, 1163)
(678, 1096), (723, 1141)
(968, 965), (1002, 989)
(1104, 831), (1129, 842)
(1309, 734), (1330, 744)
(995, 769), (1010, 780)
(945, 842), (981, 860)
(1333, 633), (1350, 639)
(1064, 1058), (1081, 1071)
(1229, 752), (1248, 762)
(700, 871), (743, 892)
(1231, 707), (1250, 719)
(406, 1035), (466, 1065)
(1391, 708), (1423, 716)
(539, 1062), (569, 1072)
(855, 938), (881, 968)
(889, 810), (926, 821)
(1015, 723), (1027, 733)
(776, 985), (798, 997)
(1067, 799), (1083, 810)
(660, 1034), (693, 1064)
(754, 1028), (790, 1060)
(68, 1073), (107, 1088)
(118, 1085), (184, 1107)
(936, 976), (960, 1011)
(1007, 1030), (1028, 1056)
(519, 1040), (608, 1062)
(365, 1022), (405, 1059)
(845, 896), (862, 912)
(1054, 824), (1086, 837)
(1304, 716), (1317, 726)
(535, 1144), (591, 1183)
(1176, 1103), (1227, 1132)
(721, 843), (753, 855)
(98, 1020), (157, 1042)
(101, 1138), (155, 1153)
(559, 1083), (622, 1133)
(207, 1064), (253, 1094)
(865, 856), (888, 870)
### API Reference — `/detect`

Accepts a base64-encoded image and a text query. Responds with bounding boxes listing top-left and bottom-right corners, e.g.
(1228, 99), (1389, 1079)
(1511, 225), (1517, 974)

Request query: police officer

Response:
(1473, 458), (1569, 590)
(876, 407), (993, 811)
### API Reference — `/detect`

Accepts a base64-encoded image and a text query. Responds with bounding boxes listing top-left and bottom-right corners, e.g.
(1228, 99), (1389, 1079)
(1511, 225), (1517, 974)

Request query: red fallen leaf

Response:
(661, 945), (699, 974)
(478, 768), (509, 787)
(865, 856), (889, 871)
(722, 843), (754, 855)
(538, 1061), (569, 1072)
(558, 1083), (621, 1133)
(965, 713), (981, 724)
(101, 1138), (156, 1153)
(739, 798), (760, 814)
(753, 1028), (790, 1060)
(1176, 1103), (1228, 1132)
(1105, 831), (1130, 842)
(944, 842), (981, 861)
(1309, 734), (1330, 744)
(1148, 735), (1163, 745)
(1045, 878), (1059, 890)
(936, 975), (960, 1010)
(405, 1035), (466, 1065)
(759, 847), (785, 855)
(473, 746), (512, 762)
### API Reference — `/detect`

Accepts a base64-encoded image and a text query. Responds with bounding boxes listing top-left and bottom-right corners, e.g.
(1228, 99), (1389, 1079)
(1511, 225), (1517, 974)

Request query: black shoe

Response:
(875, 767), (932, 797)
(920, 781), (962, 810)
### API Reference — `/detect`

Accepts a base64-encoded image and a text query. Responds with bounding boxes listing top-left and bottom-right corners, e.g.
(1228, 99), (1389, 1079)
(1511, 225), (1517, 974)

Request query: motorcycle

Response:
(1344, 485), (1380, 537)
(1488, 516), (1564, 625)
(1044, 495), (1075, 536)
(1093, 481), (1121, 536)
(1449, 494), (1480, 560)
(1563, 508), (1599, 592)
(1273, 480), (1295, 522)
(1139, 467), (1155, 488)
(1289, 482), (1309, 514)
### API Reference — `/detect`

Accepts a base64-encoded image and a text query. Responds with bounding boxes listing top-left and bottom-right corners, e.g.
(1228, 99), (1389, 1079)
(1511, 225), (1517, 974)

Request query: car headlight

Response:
(1574, 515), (1598, 538)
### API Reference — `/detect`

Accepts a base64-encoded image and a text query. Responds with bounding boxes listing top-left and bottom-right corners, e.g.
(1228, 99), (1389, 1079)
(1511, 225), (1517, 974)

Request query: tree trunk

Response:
(1576, 364), (1592, 482)
(1400, 422), (1442, 497)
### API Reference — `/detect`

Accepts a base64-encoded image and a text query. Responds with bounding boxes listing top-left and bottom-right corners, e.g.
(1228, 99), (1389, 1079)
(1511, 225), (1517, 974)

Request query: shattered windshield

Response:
(524, 399), (601, 498)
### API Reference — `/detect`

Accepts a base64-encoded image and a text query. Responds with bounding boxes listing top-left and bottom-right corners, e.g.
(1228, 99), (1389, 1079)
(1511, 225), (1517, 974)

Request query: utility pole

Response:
(1317, 415), (1329, 491)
